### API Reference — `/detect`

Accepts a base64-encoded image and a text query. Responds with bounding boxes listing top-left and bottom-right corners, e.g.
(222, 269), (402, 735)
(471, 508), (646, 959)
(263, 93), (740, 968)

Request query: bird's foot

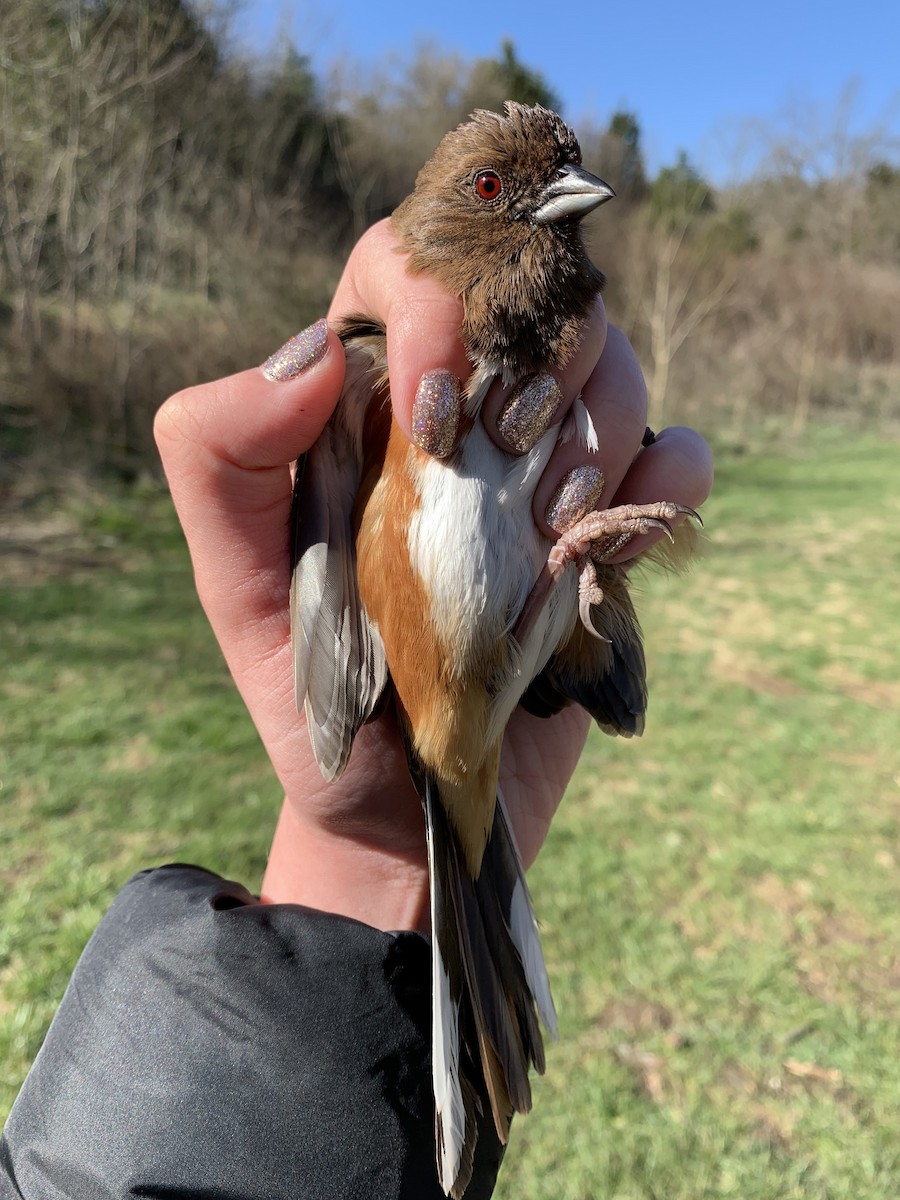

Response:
(515, 502), (702, 646)
(551, 501), (701, 638)
(574, 557), (609, 641)
(553, 501), (702, 571)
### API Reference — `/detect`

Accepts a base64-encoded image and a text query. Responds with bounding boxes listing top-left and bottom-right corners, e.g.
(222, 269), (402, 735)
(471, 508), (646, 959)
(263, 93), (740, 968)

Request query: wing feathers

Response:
(490, 794), (558, 1040)
(520, 568), (647, 737)
(289, 337), (389, 780)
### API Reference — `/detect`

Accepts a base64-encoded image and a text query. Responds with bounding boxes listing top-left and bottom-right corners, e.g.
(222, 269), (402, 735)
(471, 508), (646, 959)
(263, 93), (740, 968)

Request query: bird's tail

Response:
(423, 775), (557, 1198)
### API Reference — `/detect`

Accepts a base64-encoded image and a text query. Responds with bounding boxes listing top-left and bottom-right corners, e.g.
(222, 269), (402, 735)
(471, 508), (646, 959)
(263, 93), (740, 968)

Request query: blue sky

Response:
(231, 0), (899, 181)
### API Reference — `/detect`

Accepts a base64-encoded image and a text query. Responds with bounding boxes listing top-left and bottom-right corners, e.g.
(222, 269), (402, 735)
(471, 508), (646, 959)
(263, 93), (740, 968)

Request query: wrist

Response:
(259, 711), (431, 931)
(260, 797), (430, 931)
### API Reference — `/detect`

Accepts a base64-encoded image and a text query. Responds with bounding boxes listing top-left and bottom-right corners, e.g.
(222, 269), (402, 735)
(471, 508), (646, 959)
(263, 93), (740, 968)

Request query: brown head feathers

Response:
(392, 103), (613, 379)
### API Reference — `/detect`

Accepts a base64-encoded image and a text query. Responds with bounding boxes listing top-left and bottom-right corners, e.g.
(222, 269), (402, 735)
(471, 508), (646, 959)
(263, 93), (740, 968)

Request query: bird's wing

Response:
(290, 323), (390, 781)
(520, 568), (647, 737)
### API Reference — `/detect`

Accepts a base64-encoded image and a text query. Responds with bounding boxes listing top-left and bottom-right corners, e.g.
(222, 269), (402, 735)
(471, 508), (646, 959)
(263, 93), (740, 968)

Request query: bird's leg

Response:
(514, 501), (701, 645)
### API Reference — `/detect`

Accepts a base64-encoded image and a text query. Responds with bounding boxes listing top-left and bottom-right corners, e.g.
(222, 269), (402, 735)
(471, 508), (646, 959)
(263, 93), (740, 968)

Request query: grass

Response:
(0, 486), (281, 1098)
(2, 426), (899, 1197)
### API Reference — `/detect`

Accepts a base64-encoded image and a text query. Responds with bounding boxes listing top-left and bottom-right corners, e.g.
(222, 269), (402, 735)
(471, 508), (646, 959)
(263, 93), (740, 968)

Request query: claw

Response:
(580, 601), (611, 641)
(576, 556), (609, 638)
(579, 594), (608, 639)
(677, 504), (703, 527)
(646, 518), (675, 543)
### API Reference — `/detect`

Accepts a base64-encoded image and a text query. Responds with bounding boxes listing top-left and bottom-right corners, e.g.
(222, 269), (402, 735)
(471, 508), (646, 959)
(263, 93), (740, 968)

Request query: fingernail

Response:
(545, 465), (606, 533)
(498, 372), (563, 453)
(261, 319), (328, 381)
(412, 370), (462, 458)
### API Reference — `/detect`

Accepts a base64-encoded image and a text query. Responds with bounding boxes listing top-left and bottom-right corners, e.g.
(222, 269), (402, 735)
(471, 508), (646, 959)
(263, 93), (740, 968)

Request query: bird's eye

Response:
(473, 170), (502, 201)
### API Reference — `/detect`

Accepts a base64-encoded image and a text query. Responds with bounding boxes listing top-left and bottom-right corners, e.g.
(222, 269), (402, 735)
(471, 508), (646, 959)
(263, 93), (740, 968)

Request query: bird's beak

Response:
(532, 165), (616, 224)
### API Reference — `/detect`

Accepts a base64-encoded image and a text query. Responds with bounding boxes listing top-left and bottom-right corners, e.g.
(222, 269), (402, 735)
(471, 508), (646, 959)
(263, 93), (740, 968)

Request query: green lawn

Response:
(2, 427), (899, 1198)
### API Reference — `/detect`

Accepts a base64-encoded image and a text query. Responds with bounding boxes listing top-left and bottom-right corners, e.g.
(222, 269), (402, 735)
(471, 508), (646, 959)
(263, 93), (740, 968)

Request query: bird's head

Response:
(392, 103), (615, 374)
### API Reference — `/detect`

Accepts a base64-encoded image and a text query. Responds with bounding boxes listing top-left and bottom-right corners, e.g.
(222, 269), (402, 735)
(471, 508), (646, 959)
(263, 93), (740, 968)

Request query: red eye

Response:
(474, 170), (502, 201)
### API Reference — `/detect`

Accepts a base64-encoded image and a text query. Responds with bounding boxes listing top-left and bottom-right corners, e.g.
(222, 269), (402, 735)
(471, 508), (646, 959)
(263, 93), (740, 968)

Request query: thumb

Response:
(154, 318), (345, 634)
(155, 320), (344, 477)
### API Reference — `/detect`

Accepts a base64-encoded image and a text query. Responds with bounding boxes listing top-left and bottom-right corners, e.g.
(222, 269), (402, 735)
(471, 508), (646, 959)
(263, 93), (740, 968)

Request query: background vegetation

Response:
(2, 0), (899, 487)
(2, 1), (899, 1196)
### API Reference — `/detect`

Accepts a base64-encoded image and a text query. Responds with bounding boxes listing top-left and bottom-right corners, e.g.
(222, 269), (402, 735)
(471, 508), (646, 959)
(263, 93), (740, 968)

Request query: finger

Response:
(481, 296), (608, 455)
(532, 324), (648, 535)
(328, 219), (470, 446)
(154, 321), (345, 640)
(604, 425), (714, 560)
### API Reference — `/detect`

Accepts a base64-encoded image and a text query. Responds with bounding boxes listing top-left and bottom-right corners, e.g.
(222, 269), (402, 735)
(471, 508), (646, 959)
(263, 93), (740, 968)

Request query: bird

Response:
(289, 102), (698, 1197)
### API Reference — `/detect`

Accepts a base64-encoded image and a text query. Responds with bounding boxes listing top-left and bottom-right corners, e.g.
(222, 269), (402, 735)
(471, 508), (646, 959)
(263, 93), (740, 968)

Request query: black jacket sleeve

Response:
(0, 864), (503, 1200)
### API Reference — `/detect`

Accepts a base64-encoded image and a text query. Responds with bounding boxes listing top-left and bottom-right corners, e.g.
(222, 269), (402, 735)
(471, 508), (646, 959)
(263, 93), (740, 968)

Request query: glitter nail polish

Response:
(497, 373), (563, 453)
(261, 319), (328, 381)
(545, 465), (606, 533)
(412, 370), (462, 458)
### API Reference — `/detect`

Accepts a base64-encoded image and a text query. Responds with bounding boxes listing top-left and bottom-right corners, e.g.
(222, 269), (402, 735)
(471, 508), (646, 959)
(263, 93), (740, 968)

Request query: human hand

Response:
(154, 218), (712, 931)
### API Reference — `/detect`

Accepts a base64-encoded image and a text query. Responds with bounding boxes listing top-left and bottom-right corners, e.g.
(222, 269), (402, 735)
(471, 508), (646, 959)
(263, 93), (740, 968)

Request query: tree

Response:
(630, 154), (752, 425)
(462, 40), (561, 114)
(605, 111), (648, 201)
(864, 159), (900, 262)
(649, 151), (715, 227)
